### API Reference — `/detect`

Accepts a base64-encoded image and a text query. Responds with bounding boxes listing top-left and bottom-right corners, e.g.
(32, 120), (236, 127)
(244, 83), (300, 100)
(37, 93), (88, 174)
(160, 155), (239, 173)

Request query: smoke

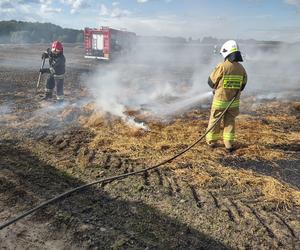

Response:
(13, 100), (90, 135)
(82, 39), (300, 129)
(0, 104), (11, 115)
(87, 42), (217, 127)
(241, 42), (300, 99)
(16, 101), (68, 130)
(149, 91), (212, 117)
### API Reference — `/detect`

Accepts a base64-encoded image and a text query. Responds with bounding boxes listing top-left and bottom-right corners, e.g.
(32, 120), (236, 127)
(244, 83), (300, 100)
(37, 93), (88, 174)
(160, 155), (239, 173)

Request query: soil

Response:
(0, 44), (300, 250)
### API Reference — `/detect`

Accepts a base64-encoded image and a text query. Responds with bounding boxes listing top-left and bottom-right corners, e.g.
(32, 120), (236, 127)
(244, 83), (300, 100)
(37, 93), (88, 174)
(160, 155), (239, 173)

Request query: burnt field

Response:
(0, 44), (300, 249)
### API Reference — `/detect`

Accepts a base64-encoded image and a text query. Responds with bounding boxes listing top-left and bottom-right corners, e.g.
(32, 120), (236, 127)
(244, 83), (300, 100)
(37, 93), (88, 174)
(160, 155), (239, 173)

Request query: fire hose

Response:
(0, 91), (240, 231)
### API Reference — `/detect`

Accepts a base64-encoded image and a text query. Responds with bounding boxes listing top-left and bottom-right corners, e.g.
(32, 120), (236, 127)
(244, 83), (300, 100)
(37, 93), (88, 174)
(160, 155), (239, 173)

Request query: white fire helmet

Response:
(220, 40), (240, 58)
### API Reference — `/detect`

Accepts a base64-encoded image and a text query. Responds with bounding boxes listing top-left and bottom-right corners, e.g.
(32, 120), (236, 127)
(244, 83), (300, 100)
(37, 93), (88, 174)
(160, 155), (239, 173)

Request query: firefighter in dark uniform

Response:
(40, 41), (66, 102)
(206, 40), (247, 152)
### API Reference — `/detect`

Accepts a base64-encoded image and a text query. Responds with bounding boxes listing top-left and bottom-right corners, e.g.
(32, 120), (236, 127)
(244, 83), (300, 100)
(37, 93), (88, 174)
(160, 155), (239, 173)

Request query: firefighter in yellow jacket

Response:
(206, 40), (247, 152)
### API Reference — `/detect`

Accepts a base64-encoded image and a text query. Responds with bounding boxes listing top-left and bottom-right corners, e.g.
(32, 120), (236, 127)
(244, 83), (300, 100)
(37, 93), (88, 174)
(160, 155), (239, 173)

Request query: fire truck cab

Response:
(84, 27), (136, 60)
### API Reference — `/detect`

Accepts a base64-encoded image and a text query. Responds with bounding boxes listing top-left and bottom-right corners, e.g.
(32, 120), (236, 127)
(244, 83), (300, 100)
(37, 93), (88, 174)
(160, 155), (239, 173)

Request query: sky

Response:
(0, 0), (300, 42)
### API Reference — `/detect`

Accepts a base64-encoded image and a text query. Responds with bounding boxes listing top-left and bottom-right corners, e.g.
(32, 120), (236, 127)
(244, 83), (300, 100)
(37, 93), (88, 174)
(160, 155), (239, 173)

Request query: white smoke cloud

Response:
(85, 39), (300, 128)
(0, 104), (12, 115)
(86, 42), (217, 126)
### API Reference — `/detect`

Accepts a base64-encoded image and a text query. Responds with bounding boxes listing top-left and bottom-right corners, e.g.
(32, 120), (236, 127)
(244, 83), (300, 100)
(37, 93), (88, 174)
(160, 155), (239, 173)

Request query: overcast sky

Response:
(0, 0), (300, 42)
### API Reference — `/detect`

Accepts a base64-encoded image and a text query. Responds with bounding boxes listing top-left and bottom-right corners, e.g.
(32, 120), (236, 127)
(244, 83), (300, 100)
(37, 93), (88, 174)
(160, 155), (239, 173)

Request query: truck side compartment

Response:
(84, 27), (136, 61)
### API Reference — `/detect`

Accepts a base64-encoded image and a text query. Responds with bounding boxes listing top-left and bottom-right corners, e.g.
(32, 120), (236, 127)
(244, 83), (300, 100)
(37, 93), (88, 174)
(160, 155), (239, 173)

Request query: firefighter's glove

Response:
(39, 68), (50, 74)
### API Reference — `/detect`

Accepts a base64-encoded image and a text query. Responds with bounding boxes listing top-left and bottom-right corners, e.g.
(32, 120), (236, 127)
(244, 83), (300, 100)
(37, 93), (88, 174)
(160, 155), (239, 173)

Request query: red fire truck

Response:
(84, 27), (136, 60)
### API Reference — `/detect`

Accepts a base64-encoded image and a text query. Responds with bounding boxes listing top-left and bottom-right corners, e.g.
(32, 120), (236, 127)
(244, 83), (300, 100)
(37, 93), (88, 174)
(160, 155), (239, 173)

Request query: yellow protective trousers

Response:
(206, 105), (239, 149)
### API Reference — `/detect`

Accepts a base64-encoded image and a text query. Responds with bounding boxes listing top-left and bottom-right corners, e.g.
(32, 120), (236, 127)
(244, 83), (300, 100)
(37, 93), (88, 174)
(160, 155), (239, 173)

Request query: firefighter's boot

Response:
(225, 147), (235, 153)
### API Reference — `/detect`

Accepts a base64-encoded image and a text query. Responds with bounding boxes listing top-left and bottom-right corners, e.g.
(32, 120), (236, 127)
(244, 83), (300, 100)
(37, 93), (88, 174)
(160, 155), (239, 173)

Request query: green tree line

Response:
(0, 20), (83, 44)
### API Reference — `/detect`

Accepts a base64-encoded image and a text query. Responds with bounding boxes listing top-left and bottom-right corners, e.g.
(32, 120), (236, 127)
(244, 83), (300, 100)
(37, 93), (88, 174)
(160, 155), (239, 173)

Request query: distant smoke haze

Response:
(88, 42), (217, 125)
(241, 43), (300, 99)
(0, 104), (12, 115)
(88, 41), (300, 124)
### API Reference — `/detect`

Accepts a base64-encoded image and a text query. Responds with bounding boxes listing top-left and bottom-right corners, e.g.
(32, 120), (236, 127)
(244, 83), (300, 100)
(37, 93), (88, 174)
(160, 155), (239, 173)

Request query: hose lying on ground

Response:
(0, 92), (239, 230)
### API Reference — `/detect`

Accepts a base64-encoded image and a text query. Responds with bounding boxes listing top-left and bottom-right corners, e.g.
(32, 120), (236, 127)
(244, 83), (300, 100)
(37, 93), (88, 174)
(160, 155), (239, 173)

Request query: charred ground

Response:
(0, 44), (300, 249)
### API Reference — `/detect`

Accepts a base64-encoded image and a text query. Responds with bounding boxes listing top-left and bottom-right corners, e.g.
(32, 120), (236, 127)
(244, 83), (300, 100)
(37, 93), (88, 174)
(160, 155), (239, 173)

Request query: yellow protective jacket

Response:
(208, 60), (247, 109)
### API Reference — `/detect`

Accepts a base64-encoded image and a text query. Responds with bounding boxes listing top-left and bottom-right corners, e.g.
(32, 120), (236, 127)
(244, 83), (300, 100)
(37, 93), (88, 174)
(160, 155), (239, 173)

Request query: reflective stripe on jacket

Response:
(223, 75), (244, 89)
(209, 60), (247, 109)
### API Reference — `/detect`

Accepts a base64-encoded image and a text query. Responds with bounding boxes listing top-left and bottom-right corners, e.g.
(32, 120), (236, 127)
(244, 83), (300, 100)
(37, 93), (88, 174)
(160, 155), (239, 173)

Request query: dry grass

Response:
(77, 100), (300, 207)
(209, 166), (300, 207)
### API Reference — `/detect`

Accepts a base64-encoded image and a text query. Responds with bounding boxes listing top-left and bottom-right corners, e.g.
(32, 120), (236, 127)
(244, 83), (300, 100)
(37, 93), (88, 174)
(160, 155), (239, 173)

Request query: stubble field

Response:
(0, 44), (299, 249)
